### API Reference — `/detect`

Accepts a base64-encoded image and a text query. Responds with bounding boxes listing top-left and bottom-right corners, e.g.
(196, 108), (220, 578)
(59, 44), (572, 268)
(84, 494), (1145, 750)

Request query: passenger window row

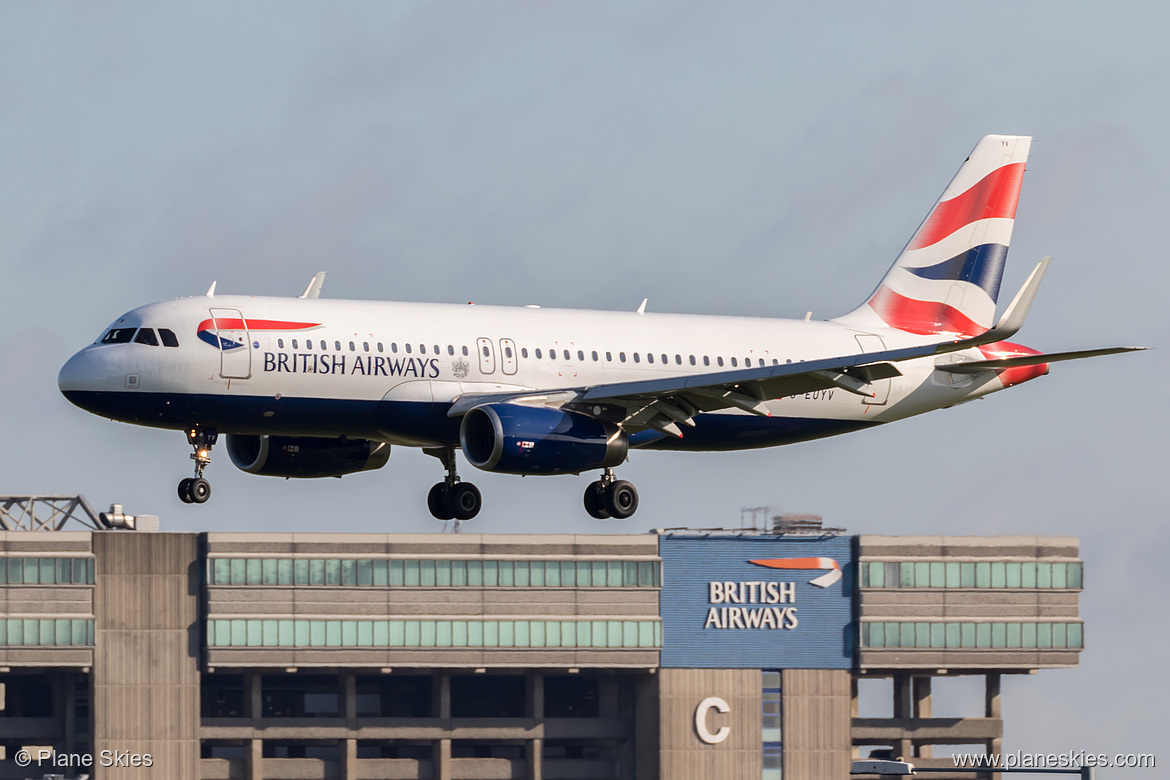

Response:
(269, 338), (781, 370)
(100, 327), (179, 347)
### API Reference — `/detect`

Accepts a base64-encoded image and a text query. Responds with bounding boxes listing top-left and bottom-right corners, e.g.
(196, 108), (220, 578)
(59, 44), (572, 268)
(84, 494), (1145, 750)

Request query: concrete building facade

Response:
(0, 528), (1083, 779)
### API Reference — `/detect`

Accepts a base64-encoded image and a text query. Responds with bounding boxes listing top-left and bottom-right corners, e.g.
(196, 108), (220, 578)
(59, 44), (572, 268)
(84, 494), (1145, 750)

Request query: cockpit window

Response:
(134, 328), (159, 346)
(159, 329), (179, 347)
(101, 328), (137, 344)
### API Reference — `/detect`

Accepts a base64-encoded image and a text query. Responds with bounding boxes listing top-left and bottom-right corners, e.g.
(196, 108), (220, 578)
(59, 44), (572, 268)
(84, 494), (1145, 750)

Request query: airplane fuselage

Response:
(59, 293), (1034, 452)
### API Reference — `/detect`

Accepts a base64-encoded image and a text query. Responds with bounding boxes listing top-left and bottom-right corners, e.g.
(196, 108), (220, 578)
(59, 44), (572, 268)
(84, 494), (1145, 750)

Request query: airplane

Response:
(58, 135), (1143, 520)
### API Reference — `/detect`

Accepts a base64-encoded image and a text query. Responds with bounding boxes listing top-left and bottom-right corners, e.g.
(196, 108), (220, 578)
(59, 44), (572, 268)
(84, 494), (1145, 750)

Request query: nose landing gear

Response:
(179, 428), (217, 504)
(584, 468), (638, 520)
(424, 447), (482, 521)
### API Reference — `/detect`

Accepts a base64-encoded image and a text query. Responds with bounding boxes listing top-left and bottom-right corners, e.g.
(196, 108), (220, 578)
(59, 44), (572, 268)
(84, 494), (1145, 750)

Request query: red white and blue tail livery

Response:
(58, 135), (1144, 520)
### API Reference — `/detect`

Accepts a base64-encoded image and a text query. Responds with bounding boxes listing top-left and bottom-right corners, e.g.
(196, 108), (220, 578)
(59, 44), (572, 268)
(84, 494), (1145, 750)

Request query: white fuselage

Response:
(58, 293), (1025, 452)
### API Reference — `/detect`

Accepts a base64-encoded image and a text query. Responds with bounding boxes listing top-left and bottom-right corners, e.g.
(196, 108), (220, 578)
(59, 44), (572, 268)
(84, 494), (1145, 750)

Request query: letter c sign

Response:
(694, 696), (731, 744)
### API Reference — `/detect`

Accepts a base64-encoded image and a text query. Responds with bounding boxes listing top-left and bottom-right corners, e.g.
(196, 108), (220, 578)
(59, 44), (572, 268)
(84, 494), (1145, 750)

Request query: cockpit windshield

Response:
(100, 328), (136, 344)
(98, 327), (180, 347)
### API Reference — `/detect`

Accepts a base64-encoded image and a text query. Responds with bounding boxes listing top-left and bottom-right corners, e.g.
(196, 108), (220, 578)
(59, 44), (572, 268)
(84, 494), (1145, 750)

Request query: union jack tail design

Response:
(837, 135), (1032, 337)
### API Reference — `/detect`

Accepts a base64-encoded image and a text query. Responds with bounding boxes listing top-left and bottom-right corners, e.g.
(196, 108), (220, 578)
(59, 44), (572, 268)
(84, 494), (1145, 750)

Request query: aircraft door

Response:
(210, 308), (251, 379)
(476, 338), (495, 375)
(499, 338), (517, 375)
(854, 334), (890, 405)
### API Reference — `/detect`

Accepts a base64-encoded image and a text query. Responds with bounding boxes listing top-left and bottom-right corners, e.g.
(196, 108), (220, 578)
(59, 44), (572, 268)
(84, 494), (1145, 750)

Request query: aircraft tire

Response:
(428, 483), (455, 521)
(190, 478), (212, 504)
(604, 480), (638, 519)
(178, 478), (194, 504)
(450, 482), (482, 521)
(584, 481), (611, 519)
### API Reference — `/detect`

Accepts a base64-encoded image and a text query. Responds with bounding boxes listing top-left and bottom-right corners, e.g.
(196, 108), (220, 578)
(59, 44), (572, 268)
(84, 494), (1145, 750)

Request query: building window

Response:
(762, 670), (782, 780)
(860, 560), (1083, 590)
(860, 621), (1084, 649)
(206, 618), (662, 649)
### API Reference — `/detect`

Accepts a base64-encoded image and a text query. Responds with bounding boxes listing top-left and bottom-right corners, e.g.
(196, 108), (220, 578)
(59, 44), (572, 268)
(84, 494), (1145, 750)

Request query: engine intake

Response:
(460, 404), (627, 475)
(226, 435), (391, 478)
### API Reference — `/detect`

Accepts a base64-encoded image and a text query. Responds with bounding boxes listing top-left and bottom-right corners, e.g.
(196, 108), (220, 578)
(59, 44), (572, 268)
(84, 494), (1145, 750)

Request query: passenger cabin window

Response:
(101, 328), (136, 344)
(661, 354), (668, 364)
(731, 358), (738, 367)
(717, 357), (724, 367)
(647, 353), (654, 363)
(307, 340), (314, 349)
(349, 341), (355, 351)
(377, 343), (384, 353)
(421, 344), (427, 354)
(334, 341), (341, 351)
(521, 348), (529, 358)
(278, 339), (285, 349)
(703, 356), (710, 366)
(292, 339), (299, 349)
(363, 342), (369, 352)
(689, 355), (696, 365)
(159, 328), (179, 348)
(563, 350), (570, 360)
(619, 352), (626, 362)
(577, 350), (584, 361)
(535, 349), (542, 359)
(606, 352), (612, 361)
(462, 346), (469, 356)
(405, 344), (411, 353)
(391, 343), (398, 353)
(448, 345), (454, 355)
(633, 353), (640, 363)
(433, 345), (440, 355)
(134, 328), (159, 346)
(592, 351), (598, 361)
(675, 354), (682, 365)
(320, 340), (326, 350)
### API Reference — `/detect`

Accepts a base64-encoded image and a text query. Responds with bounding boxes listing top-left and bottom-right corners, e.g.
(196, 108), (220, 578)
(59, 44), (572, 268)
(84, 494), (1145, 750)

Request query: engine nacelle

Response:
(460, 404), (627, 475)
(226, 435), (391, 478)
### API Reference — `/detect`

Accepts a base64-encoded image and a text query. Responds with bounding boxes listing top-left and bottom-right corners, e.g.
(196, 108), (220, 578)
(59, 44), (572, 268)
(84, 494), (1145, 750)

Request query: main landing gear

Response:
(424, 447), (482, 521)
(178, 428), (217, 504)
(584, 468), (639, 520)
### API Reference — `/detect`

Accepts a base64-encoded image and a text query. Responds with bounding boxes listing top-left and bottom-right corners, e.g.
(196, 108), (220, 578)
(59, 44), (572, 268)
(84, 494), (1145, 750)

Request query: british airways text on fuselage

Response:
(262, 352), (441, 378)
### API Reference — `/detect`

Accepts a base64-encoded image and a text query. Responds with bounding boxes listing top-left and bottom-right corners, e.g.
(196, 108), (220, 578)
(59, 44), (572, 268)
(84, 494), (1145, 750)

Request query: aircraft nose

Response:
(58, 347), (109, 398)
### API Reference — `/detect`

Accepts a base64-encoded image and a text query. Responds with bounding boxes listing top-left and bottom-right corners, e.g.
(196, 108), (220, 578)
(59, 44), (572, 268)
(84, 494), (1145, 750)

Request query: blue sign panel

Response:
(659, 535), (854, 668)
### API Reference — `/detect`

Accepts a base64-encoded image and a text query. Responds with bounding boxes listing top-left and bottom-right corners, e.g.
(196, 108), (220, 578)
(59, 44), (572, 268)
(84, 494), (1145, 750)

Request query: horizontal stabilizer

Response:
(937, 346), (1146, 374)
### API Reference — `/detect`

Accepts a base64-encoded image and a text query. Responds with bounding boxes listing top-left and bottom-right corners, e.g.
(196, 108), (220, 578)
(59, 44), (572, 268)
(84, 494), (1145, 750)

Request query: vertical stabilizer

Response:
(835, 135), (1032, 337)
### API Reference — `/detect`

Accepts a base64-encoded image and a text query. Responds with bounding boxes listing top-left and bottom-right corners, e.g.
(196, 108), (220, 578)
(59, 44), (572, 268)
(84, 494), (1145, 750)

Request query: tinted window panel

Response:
(101, 328), (136, 344)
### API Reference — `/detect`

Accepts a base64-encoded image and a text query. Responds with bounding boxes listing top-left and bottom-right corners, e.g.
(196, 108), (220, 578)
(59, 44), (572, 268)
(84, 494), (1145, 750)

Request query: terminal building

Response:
(0, 497), (1083, 779)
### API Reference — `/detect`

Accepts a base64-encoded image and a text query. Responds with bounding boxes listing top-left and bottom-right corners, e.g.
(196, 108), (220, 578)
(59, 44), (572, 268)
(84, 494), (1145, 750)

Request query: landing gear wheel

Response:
(189, 477), (212, 504)
(604, 480), (639, 519)
(584, 481), (611, 519)
(178, 478), (194, 504)
(428, 483), (454, 520)
(449, 482), (482, 520)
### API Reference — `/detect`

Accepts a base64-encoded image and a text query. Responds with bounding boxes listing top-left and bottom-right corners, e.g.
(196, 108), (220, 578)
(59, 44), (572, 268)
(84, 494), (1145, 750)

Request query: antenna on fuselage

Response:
(206, 281), (217, 298)
(300, 271), (327, 299)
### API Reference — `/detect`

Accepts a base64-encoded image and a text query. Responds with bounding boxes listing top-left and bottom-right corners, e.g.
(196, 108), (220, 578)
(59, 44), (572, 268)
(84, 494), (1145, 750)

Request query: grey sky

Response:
(2, 3), (1165, 771)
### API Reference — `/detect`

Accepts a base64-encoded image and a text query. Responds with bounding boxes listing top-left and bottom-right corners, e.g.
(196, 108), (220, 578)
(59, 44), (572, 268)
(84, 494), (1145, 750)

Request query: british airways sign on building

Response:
(658, 535), (854, 669)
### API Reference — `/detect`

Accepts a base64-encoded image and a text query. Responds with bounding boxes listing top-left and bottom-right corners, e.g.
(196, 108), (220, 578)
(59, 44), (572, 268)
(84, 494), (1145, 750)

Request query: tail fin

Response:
(835, 135), (1032, 337)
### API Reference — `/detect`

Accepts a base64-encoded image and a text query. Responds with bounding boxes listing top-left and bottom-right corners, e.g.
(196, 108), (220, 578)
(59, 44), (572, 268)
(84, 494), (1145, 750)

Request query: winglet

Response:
(979, 256), (1050, 343)
(636, 298), (648, 315)
(301, 271), (326, 299)
(206, 281), (217, 298)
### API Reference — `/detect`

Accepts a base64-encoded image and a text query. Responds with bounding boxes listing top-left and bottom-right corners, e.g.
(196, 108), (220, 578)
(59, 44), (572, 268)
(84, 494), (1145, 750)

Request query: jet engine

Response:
(460, 403), (627, 475)
(226, 435), (391, 478)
